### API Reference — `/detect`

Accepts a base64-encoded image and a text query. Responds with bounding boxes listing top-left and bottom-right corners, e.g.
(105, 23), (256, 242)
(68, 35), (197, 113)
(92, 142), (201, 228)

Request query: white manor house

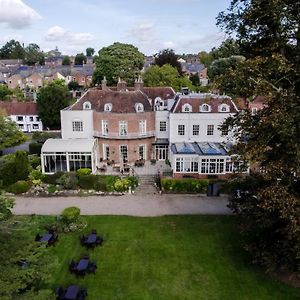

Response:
(41, 81), (246, 178)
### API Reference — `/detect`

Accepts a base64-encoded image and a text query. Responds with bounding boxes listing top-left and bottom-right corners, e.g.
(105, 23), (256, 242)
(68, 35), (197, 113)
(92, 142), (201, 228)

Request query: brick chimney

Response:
(134, 75), (143, 91)
(117, 77), (127, 92)
(101, 76), (108, 90)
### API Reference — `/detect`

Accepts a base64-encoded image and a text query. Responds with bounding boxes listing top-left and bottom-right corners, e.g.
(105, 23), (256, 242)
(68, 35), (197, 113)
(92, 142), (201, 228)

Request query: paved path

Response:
(13, 194), (231, 216)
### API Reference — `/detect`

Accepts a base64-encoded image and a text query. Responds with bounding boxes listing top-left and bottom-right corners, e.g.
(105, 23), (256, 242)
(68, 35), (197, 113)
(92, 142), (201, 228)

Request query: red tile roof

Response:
(70, 88), (152, 113)
(0, 101), (37, 115)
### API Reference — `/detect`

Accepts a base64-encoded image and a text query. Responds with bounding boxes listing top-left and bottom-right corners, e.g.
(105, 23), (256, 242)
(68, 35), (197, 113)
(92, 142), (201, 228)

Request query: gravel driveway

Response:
(13, 194), (231, 216)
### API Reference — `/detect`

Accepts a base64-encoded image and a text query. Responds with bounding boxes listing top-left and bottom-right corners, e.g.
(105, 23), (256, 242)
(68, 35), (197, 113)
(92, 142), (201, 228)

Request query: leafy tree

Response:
(93, 42), (144, 86)
(68, 81), (80, 90)
(62, 55), (71, 65)
(36, 83), (71, 128)
(217, 0), (300, 272)
(24, 43), (44, 65)
(189, 73), (200, 87)
(86, 47), (95, 57)
(0, 110), (27, 150)
(143, 64), (194, 91)
(0, 40), (25, 59)
(74, 53), (87, 65)
(198, 51), (214, 68)
(0, 85), (13, 100)
(154, 49), (182, 75)
(210, 38), (240, 60)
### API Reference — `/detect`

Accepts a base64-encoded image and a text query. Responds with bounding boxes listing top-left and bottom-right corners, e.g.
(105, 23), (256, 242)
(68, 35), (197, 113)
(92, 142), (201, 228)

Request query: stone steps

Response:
(135, 175), (158, 195)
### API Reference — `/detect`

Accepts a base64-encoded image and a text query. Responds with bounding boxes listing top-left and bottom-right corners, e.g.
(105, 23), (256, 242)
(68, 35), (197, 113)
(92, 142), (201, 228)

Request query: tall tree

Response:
(210, 38), (240, 60)
(0, 40), (25, 60)
(36, 83), (71, 128)
(217, 0), (300, 272)
(86, 47), (95, 57)
(0, 110), (27, 150)
(93, 42), (144, 86)
(154, 49), (182, 75)
(24, 43), (44, 65)
(62, 55), (71, 65)
(143, 64), (194, 91)
(74, 53), (87, 65)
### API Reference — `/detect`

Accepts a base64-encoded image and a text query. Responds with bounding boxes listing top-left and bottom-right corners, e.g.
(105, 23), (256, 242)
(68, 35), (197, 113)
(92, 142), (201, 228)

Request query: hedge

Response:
(161, 178), (209, 193)
(42, 172), (65, 185)
(29, 142), (42, 155)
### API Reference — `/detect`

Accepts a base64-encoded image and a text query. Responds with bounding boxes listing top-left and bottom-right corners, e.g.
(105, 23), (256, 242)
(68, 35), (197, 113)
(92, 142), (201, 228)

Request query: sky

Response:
(0, 0), (232, 56)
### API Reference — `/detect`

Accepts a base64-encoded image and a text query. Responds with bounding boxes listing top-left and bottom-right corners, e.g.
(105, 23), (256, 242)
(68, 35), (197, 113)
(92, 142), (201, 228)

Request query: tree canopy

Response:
(93, 42), (144, 86)
(0, 40), (25, 60)
(36, 83), (71, 129)
(154, 49), (182, 75)
(0, 110), (27, 150)
(217, 0), (300, 272)
(24, 43), (45, 66)
(74, 53), (87, 65)
(143, 64), (194, 92)
(62, 55), (71, 65)
(86, 47), (95, 57)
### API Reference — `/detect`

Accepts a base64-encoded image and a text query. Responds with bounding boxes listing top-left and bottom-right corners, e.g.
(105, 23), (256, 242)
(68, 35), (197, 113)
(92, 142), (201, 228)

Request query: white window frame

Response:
(103, 144), (110, 160)
(139, 120), (146, 136)
(159, 121), (167, 132)
(119, 121), (128, 136)
(135, 103), (144, 112)
(138, 144), (146, 160)
(83, 101), (91, 110)
(102, 120), (108, 136)
(207, 125), (214, 136)
(104, 103), (112, 112)
(192, 125), (200, 136)
(200, 104), (211, 112)
(72, 120), (83, 132)
(219, 104), (229, 112)
(178, 124), (185, 136)
(182, 103), (192, 112)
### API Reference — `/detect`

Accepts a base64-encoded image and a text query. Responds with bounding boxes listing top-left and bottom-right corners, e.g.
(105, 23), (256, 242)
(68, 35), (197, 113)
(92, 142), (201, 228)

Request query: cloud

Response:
(126, 23), (156, 44)
(45, 26), (95, 45)
(0, 0), (41, 29)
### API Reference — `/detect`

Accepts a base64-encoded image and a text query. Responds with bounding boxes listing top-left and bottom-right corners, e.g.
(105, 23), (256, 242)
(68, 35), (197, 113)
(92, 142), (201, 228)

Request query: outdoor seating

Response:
(87, 261), (97, 274)
(35, 231), (58, 245)
(80, 230), (103, 248)
(69, 256), (97, 277)
(56, 284), (86, 300)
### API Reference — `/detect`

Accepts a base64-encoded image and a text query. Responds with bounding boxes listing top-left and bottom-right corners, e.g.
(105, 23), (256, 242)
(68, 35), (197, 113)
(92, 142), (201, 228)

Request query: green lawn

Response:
(29, 215), (299, 300)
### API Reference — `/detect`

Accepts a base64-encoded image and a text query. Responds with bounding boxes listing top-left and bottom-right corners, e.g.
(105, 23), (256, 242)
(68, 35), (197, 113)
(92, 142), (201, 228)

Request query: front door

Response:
(156, 145), (168, 161)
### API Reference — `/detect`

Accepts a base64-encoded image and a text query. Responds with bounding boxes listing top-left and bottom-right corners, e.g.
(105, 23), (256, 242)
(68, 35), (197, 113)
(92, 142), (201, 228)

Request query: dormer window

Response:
(182, 103), (192, 112)
(135, 103), (144, 112)
(200, 104), (211, 112)
(104, 103), (112, 112)
(219, 104), (229, 112)
(83, 101), (91, 110)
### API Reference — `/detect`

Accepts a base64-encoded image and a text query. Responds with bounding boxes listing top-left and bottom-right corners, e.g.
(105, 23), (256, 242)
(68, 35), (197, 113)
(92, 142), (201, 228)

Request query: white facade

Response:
(61, 109), (94, 139)
(169, 112), (235, 144)
(10, 114), (43, 132)
(155, 110), (169, 140)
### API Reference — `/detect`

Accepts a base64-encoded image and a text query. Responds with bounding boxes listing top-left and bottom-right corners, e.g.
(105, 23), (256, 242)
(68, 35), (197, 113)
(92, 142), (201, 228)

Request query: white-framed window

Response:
(72, 120), (83, 132)
(219, 104), (229, 112)
(159, 121), (167, 132)
(29, 116), (34, 122)
(120, 145), (128, 163)
(139, 120), (146, 135)
(119, 121), (128, 136)
(83, 101), (91, 110)
(138, 144), (146, 160)
(200, 104), (211, 112)
(33, 124), (39, 129)
(135, 103), (144, 112)
(178, 124), (185, 136)
(207, 125), (214, 135)
(104, 103), (112, 112)
(192, 125), (200, 135)
(176, 157), (184, 172)
(17, 116), (23, 121)
(201, 158), (225, 174)
(102, 120), (108, 136)
(182, 103), (192, 112)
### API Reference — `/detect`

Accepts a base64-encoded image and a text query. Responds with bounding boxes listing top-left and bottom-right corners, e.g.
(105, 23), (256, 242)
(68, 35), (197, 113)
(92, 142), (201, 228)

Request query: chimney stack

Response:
(117, 77), (127, 92)
(101, 76), (108, 90)
(134, 75), (144, 91)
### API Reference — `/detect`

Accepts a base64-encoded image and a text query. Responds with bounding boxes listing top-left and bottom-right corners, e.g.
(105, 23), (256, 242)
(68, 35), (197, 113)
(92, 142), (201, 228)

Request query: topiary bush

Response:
(15, 151), (30, 181)
(61, 206), (80, 224)
(0, 159), (17, 186)
(161, 178), (209, 193)
(76, 168), (92, 176)
(56, 172), (78, 190)
(29, 142), (42, 155)
(6, 180), (31, 194)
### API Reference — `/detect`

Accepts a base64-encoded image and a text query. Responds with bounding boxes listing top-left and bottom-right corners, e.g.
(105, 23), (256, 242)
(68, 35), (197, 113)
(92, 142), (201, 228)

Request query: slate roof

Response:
(181, 63), (205, 73)
(0, 101), (37, 115)
(141, 87), (175, 100)
(171, 94), (237, 113)
(69, 88), (152, 113)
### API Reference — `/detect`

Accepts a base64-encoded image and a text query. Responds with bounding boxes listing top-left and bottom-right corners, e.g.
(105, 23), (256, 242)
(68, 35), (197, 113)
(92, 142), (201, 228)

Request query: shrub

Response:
(127, 176), (138, 189)
(47, 185), (57, 194)
(42, 172), (64, 184)
(114, 178), (130, 192)
(78, 174), (96, 189)
(101, 175), (118, 192)
(76, 168), (92, 176)
(56, 172), (78, 190)
(28, 154), (41, 169)
(29, 169), (45, 181)
(0, 159), (17, 186)
(61, 206), (80, 224)
(29, 142), (42, 155)
(6, 180), (31, 194)
(93, 177), (107, 191)
(32, 131), (61, 143)
(161, 178), (209, 193)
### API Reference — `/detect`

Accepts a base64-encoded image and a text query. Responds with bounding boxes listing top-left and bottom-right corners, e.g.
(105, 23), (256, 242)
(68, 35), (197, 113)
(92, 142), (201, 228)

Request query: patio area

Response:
(96, 160), (172, 176)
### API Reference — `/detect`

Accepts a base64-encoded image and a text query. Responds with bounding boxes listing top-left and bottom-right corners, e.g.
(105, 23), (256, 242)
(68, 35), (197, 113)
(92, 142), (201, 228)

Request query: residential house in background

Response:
(0, 101), (43, 132)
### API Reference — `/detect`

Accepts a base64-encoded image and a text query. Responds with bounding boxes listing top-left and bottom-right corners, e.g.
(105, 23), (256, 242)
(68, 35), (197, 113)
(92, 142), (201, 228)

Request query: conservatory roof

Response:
(171, 142), (229, 156)
(41, 139), (96, 153)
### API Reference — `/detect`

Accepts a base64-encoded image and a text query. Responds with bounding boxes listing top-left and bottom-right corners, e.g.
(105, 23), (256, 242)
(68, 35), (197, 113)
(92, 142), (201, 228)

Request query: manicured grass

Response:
(28, 215), (299, 300)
